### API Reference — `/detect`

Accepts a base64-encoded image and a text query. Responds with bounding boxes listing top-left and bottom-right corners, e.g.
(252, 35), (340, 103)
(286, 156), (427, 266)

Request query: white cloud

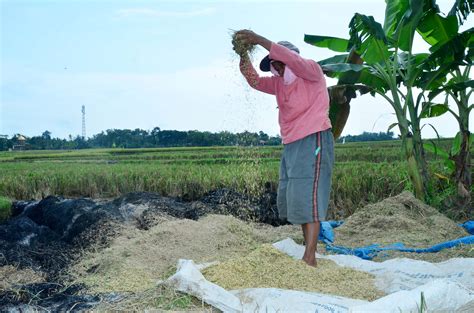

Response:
(116, 7), (216, 18)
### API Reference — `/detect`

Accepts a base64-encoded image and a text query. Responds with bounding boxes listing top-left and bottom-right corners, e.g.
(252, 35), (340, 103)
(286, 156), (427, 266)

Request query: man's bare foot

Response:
(301, 222), (319, 267)
(302, 255), (317, 267)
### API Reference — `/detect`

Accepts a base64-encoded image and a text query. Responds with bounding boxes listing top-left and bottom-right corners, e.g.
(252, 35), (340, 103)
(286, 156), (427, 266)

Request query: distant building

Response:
(13, 135), (27, 150)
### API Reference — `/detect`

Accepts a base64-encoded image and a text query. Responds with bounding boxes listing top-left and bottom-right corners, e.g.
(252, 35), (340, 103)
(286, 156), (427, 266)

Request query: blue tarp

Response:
(317, 220), (344, 243)
(324, 235), (474, 260)
(319, 220), (474, 260)
(460, 221), (474, 235)
(318, 221), (335, 243)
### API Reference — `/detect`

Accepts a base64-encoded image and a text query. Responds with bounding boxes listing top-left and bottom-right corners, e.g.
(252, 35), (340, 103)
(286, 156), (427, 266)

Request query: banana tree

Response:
(424, 73), (473, 201)
(415, 1), (473, 202)
(306, 0), (436, 199)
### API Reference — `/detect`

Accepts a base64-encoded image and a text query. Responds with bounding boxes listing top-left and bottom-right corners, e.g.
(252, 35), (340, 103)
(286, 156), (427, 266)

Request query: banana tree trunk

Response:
(411, 124), (430, 197)
(454, 130), (471, 202)
(397, 104), (426, 200)
(454, 83), (471, 203)
(395, 87), (428, 200)
(403, 134), (426, 200)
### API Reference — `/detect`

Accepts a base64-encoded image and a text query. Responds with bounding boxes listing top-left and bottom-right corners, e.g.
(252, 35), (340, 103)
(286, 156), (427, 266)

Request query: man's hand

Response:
(235, 30), (261, 45)
(232, 36), (251, 57)
(235, 29), (272, 52)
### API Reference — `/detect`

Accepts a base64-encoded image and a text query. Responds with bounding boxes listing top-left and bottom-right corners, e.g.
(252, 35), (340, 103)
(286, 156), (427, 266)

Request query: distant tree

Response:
(42, 130), (51, 140)
(338, 131), (395, 143)
(217, 131), (235, 146)
(266, 135), (282, 146)
(237, 131), (259, 146)
(258, 131), (269, 144)
(151, 127), (161, 145)
(74, 135), (89, 149)
(0, 137), (9, 150)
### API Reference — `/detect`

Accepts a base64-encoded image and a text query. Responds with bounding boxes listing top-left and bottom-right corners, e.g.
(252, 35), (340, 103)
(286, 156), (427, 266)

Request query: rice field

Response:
(0, 139), (464, 216)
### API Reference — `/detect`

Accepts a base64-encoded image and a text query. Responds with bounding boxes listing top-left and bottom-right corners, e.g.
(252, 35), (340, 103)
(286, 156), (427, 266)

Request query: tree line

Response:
(0, 128), (398, 151)
(337, 131), (395, 143)
(0, 128), (282, 150)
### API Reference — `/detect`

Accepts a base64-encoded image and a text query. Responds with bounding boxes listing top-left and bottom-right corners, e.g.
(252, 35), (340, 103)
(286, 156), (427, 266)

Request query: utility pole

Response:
(82, 105), (86, 139)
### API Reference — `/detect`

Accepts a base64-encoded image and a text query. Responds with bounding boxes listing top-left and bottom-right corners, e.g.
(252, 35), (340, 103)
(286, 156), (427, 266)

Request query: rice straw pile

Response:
(202, 245), (384, 301)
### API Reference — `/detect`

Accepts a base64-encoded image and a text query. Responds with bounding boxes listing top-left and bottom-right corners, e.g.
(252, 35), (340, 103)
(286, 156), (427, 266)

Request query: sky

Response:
(1, 0), (472, 140)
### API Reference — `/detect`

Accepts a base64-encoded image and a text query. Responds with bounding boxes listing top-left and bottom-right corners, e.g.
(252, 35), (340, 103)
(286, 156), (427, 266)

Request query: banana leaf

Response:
(428, 80), (474, 99)
(417, 13), (458, 47)
(392, 0), (424, 51)
(349, 13), (390, 64)
(318, 54), (349, 65)
(415, 70), (448, 90)
(397, 52), (430, 70)
(304, 35), (351, 52)
(317, 55), (349, 78)
(420, 103), (450, 118)
(422, 28), (473, 74)
(384, 0), (410, 41)
(448, 0), (474, 25)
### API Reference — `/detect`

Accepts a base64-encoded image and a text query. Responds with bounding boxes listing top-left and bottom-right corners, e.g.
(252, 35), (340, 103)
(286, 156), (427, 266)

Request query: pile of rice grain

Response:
(70, 215), (301, 293)
(202, 245), (384, 301)
(333, 191), (472, 261)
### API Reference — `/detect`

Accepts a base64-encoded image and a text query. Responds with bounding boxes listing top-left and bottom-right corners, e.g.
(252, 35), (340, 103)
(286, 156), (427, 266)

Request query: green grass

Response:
(0, 196), (12, 222)
(0, 139), (468, 218)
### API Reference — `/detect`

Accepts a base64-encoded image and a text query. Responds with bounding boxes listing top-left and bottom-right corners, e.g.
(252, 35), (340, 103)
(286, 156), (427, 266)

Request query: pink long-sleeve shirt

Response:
(240, 42), (331, 144)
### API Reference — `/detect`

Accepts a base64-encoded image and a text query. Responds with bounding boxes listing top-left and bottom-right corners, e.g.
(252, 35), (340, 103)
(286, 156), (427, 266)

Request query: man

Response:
(234, 29), (334, 266)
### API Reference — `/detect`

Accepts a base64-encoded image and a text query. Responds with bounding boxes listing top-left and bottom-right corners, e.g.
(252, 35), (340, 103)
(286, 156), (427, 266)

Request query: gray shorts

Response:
(277, 130), (335, 224)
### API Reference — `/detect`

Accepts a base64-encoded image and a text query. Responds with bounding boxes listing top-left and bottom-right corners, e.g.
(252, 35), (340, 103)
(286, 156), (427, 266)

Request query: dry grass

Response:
(202, 245), (384, 301)
(70, 215), (301, 293)
(95, 284), (217, 312)
(0, 266), (45, 290)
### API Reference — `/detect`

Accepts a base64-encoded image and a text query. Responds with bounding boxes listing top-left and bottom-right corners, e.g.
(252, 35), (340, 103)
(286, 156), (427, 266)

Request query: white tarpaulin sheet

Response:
(165, 238), (474, 312)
